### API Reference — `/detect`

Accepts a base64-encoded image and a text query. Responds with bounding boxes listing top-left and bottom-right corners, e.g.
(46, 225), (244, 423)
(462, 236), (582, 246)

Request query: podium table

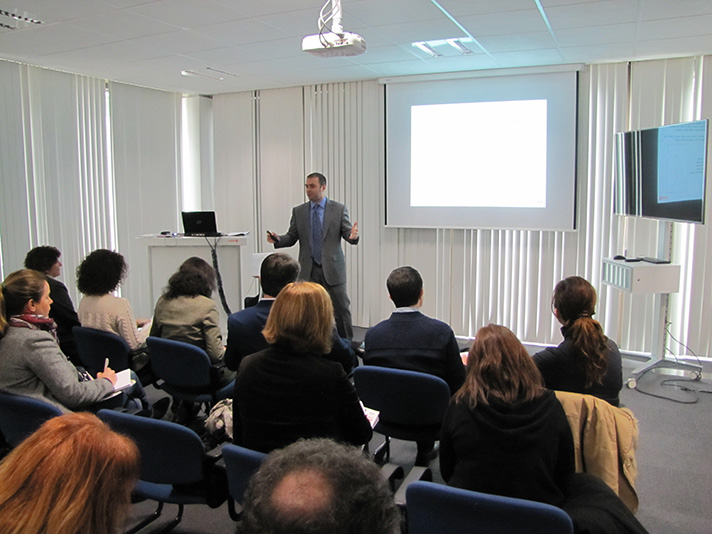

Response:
(138, 235), (248, 331)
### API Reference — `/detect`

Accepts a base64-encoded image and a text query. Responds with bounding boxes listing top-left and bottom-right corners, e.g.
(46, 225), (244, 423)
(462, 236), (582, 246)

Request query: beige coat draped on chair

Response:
(555, 390), (639, 513)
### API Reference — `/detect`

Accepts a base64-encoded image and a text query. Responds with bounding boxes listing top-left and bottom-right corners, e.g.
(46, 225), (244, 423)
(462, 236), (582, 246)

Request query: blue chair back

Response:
(406, 481), (574, 534)
(222, 443), (267, 519)
(97, 408), (204, 485)
(73, 325), (130, 376)
(353, 366), (451, 431)
(0, 392), (63, 447)
(147, 336), (212, 388)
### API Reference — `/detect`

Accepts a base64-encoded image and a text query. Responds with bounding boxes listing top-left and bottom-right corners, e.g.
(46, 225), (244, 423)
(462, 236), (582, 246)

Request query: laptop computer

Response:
(181, 211), (221, 237)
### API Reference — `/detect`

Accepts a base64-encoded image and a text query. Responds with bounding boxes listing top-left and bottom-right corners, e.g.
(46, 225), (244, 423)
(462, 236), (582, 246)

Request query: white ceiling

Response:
(1, 0), (712, 95)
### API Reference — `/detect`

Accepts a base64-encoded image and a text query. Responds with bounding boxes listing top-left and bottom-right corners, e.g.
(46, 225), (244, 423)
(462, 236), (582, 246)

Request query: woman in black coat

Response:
(533, 276), (623, 406)
(233, 281), (372, 453)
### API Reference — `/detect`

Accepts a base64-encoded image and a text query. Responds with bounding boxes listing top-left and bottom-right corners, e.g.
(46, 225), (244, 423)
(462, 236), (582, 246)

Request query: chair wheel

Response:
(626, 377), (637, 389)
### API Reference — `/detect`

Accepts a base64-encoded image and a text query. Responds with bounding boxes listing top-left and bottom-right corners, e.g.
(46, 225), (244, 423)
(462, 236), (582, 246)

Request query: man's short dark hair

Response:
(238, 438), (401, 534)
(386, 266), (423, 308)
(24, 246), (61, 273)
(260, 253), (300, 297)
(306, 172), (327, 187)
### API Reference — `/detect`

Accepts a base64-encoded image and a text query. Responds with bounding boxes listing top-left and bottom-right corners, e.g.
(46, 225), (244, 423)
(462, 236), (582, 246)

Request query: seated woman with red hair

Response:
(0, 412), (139, 534)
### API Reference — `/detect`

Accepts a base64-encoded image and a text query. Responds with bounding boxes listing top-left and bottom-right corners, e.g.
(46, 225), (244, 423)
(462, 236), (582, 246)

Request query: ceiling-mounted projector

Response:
(302, 31), (366, 57)
(303, 0), (366, 58)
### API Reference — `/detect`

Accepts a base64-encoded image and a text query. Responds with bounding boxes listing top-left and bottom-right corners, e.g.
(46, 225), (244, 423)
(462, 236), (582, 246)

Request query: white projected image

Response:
(385, 70), (577, 230)
(656, 121), (706, 204)
(410, 100), (547, 208)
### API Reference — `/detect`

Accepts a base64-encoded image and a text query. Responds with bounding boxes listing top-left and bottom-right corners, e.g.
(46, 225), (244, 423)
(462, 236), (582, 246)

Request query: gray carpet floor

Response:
(129, 356), (712, 534)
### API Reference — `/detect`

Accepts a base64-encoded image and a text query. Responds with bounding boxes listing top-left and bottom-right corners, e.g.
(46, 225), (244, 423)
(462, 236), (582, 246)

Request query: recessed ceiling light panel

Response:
(181, 70), (224, 81)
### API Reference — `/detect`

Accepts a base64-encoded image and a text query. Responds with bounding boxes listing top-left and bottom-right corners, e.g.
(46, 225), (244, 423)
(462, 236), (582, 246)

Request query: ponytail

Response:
(567, 315), (609, 387)
(553, 276), (609, 387)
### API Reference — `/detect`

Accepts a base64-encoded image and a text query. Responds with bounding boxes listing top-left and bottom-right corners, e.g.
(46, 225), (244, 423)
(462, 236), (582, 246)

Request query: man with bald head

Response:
(237, 438), (401, 534)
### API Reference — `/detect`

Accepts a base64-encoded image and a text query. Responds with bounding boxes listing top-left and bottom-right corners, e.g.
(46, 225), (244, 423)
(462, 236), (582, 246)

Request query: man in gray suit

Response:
(267, 172), (359, 339)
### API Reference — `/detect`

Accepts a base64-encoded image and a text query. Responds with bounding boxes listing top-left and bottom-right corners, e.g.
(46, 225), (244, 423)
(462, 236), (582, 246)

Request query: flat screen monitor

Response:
(615, 119), (708, 224)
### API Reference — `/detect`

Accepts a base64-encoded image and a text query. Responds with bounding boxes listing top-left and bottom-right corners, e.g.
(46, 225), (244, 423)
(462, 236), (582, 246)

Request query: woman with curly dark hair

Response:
(76, 249), (150, 352)
(150, 257), (233, 386)
(533, 276), (623, 406)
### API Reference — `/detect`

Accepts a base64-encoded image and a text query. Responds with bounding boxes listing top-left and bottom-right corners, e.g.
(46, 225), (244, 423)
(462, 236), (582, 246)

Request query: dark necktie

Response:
(311, 205), (323, 265)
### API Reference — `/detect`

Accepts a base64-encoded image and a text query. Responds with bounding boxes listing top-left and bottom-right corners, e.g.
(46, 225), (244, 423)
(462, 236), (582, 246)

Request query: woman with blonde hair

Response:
(440, 324), (648, 534)
(533, 276), (623, 406)
(233, 281), (372, 453)
(0, 412), (140, 534)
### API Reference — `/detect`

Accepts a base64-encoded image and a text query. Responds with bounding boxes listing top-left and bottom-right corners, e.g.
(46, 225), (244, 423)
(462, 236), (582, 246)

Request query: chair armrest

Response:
(394, 466), (432, 507)
(380, 463), (405, 492)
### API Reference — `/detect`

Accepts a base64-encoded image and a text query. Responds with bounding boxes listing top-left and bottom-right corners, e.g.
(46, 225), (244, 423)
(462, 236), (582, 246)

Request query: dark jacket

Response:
(439, 389), (575, 507)
(233, 346), (371, 453)
(532, 326), (623, 406)
(47, 276), (81, 364)
(364, 310), (465, 394)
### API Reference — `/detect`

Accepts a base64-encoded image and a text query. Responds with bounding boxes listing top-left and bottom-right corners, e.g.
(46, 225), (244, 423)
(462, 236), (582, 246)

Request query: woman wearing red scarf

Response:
(0, 269), (119, 413)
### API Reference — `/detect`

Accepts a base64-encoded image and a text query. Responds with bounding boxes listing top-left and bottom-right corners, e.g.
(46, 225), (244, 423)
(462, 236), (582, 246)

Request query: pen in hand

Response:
(97, 358), (117, 385)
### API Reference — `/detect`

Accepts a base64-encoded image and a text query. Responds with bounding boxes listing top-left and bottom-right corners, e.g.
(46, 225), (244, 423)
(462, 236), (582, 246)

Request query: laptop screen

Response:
(181, 211), (219, 236)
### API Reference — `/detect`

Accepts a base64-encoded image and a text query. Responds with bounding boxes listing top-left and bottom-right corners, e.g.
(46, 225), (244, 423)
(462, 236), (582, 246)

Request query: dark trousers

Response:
(310, 264), (353, 340)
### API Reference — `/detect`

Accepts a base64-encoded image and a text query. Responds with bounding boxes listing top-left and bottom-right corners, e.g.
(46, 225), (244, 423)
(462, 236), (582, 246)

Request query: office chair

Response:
(97, 409), (227, 534)
(0, 392), (63, 447)
(353, 366), (450, 505)
(406, 481), (574, 534)
(222, 443), (268, 521)
(353, 366), (450, 464)
(146, 337), (234, 418)
(73, 325), (130, 376)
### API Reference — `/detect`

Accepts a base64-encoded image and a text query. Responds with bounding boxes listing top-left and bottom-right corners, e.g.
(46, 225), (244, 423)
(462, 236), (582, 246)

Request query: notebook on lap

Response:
(181, 211), (221, 237)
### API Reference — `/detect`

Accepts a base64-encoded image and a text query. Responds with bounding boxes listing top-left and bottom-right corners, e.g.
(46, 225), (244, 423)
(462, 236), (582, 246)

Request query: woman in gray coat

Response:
(0, 269), (117, 413)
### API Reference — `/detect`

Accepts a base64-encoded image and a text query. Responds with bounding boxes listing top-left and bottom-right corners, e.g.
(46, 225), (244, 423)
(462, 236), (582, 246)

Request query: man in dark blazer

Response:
(364, 266), (466, 465)
(225, 252), (355, 374)
(267, 172), (359, 340)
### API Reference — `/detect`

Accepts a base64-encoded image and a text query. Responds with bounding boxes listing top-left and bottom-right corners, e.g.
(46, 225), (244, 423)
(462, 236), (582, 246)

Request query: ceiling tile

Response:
(545, 1), (640, 29)
(477, 31), (557, 53)
(127, 0), (248, 29)
(457, 9), (550, 36)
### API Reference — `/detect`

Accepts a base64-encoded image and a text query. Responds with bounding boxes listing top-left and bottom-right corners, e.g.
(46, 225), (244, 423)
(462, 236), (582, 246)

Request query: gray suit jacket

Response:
(274, 198), (358, 285)
(0, 327), (114, 413)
